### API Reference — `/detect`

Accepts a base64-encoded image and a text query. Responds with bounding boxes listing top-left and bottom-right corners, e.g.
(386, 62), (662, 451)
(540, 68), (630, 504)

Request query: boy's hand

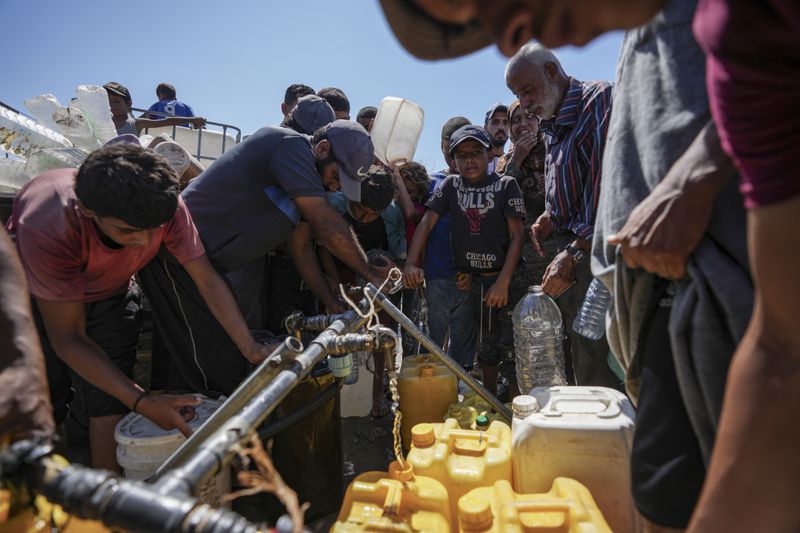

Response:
(484, 280), (509, 308)
(403, 264), (425, 288)
(137, 393), (202, 438)
(455, 272), (473, 292)
(531, 212), (552, 258)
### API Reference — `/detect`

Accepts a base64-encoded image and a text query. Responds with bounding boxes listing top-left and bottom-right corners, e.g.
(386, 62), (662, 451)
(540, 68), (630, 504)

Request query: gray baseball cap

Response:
(485, 102), (508, 124)
(326, 120), (374, 202)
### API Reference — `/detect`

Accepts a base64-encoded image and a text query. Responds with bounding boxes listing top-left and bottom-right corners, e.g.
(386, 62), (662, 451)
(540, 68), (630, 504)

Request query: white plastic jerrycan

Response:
(371, 96), (424, 166)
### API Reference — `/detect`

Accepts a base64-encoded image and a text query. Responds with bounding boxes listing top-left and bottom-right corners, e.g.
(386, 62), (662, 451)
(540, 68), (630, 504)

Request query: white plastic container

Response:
(511, 386), (641, 533)
(370, 96), (424, 166)
(140, 125), (238, 168)
(339, 351), (373, 418)
(115, 395), (230, 506)
(24, 93), (63, 132)
(74, 85), (118, 145)
(0, 157), (29, 192)
(1, 105), (73, 158)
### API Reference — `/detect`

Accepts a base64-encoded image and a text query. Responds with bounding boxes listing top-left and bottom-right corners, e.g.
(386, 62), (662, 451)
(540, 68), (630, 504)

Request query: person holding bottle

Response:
(505, 43), (620, 389)
(404, 125), (526, 396)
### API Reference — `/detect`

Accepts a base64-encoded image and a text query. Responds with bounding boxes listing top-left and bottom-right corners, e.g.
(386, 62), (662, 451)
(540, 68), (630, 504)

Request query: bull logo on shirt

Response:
(465, 207), (487, 233)
(457, 182), (498, 233)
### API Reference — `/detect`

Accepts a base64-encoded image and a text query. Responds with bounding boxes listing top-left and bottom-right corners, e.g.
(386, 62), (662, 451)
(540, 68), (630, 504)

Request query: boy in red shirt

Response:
(7, 144), (269, 470)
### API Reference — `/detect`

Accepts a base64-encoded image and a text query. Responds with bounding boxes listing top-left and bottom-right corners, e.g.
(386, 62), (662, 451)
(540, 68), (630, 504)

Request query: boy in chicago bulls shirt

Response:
(404, 125), (526, 397)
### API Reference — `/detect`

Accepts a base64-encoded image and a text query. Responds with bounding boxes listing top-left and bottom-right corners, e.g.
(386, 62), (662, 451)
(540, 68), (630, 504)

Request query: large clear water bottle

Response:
(512, 285), (566, 393)
(572, 278), (612, 340)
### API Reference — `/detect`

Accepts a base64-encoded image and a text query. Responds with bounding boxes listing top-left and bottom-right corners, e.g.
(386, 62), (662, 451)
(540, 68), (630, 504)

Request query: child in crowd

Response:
(390, 161), (431, 354)
(391, 161), (430, 244)
(320, 165), (406, 417)
(404, 125), (526, 396)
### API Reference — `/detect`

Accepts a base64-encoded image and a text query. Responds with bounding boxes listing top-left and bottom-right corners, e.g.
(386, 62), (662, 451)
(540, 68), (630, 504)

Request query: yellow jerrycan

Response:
(457, 478), (612, 532)
(406, 417), (512, 523)
(444, 391), (508, 429)
(332, 461), (452, 532)
(398, 354), (457, 449)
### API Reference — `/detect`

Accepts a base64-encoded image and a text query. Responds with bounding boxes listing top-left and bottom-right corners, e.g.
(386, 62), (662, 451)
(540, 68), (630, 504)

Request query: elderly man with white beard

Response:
(505, 43), (620, 388)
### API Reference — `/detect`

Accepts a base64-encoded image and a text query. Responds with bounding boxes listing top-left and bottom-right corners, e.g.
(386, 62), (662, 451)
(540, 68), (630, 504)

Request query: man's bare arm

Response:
(182, 254), (270, 364)
(36, 297), (197, 436)
(294, 196), (383, 287)
(609, 121), (735, 279)
(286, 222), (344, 312)
(0, 230), (54, 440)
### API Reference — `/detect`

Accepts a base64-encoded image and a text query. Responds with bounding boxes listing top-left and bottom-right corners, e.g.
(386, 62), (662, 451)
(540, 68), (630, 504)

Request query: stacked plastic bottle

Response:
(512, 285), (566, 392)
(572, 278), (612, 340)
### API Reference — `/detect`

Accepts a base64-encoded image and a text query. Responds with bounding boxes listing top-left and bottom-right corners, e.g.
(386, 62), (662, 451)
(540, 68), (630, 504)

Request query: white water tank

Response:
(511, 386), (641, 533)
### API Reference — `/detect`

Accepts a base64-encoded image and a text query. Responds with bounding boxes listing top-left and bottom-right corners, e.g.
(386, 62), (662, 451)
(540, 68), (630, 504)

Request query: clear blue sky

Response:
(2, 1), (621, 172)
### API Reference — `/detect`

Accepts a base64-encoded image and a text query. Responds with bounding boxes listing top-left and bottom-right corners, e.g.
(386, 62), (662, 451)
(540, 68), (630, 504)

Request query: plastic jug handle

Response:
(543, 393), (622, 419)
(507, 499), (571, 521)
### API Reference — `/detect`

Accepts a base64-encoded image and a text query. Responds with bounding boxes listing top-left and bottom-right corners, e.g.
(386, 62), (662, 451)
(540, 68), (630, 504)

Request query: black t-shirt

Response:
(344, 211), (388, 253)
(182, 126), (327, 271)
(426, 172), (526, 273)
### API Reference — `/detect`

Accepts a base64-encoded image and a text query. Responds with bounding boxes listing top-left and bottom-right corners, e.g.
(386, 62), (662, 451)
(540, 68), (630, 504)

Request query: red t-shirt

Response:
(7, 168), (205, 302)
(694, 0), (800, 208)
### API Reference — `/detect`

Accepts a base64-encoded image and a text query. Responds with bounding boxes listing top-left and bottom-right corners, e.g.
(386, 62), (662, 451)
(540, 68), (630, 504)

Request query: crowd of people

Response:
(1, 0), (797, 531)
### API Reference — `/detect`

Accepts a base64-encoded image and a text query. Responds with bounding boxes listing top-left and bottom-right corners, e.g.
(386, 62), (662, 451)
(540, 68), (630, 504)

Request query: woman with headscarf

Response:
(497, 100), (554, 289)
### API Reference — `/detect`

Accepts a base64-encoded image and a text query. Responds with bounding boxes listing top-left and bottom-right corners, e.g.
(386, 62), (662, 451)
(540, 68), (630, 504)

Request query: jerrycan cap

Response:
(388, 460), (415, 482)
(411, 423), (436, 448)
(512, 395), (540, 418)
(475, 415), (490, 429)
(459, 494), (493, 529)
(419, 365), (435, 377)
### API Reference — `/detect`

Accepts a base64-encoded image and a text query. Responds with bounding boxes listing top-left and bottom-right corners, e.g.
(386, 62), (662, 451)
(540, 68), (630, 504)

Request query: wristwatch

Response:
(565, 244), (586, 263)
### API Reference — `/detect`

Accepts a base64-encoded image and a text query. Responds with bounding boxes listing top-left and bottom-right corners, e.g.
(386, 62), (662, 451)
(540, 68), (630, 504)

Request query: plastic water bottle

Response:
(74, 85), (119, 145)
(512, 285), (566, 393)
(24, 93), (63, 132)
(572, 278), (612, 340)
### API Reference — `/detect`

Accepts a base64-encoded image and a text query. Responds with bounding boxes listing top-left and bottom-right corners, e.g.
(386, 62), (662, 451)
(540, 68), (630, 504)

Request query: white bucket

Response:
(114, 395), (230, 506)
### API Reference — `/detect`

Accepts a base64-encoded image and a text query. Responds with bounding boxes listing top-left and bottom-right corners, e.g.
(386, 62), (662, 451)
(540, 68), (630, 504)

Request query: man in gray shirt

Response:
(138, 120), (382, 395)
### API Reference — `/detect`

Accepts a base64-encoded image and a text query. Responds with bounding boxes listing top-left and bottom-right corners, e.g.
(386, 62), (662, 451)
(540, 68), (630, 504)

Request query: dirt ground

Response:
(307, 413), (396, 531)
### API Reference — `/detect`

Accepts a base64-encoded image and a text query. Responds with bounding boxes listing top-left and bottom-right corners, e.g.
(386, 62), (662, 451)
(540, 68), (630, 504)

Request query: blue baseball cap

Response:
(326, 120), (375, 202)
(291, 95), (335, 135)
(449, 125), (491, 156)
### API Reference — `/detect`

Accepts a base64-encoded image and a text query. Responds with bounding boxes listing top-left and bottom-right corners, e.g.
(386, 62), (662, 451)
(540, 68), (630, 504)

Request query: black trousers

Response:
(136, 248), (250, 396)
(631, 280), (705, 528)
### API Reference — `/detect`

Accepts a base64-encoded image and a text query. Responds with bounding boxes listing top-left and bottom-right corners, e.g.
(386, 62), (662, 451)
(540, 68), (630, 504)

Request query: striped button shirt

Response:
(540, 78), (613, 240)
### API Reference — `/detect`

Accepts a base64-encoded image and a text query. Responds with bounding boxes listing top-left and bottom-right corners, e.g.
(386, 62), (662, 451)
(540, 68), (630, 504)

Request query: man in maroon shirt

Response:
(7, 144), (270, 471)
